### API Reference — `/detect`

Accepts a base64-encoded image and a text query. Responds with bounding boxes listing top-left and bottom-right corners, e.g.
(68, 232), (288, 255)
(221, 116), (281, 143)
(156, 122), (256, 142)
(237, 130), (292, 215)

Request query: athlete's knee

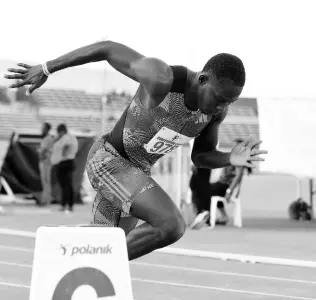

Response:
(158, 213), (186, 246)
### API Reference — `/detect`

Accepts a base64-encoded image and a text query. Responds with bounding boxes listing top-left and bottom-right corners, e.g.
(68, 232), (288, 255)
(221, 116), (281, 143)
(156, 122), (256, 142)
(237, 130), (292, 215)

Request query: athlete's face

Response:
(197, 73), (243, 115)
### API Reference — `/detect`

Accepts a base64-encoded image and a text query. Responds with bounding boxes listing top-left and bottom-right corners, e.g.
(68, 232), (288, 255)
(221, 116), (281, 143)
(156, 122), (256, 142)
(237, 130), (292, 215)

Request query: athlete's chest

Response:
(124, 92), (212, 155)
(128, 92), (211, 133)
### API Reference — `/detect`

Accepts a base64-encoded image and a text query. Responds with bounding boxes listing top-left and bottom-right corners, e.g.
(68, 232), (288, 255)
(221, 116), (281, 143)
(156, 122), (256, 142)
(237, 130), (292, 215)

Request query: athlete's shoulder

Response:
(169, 65), (188, 94)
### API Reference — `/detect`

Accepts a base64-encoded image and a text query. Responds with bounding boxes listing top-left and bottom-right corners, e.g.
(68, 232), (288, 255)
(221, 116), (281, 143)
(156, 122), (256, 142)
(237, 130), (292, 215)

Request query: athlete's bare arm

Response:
(191, 109), (231, 169)
(192, 108), (267, 169)
(4, 41), (173, 96)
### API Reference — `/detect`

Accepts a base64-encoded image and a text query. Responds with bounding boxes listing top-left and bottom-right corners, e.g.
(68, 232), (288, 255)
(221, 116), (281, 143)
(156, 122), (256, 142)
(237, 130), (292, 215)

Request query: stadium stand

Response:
(39, 114), (101, 133)
(33, 89), (131, 110)
(228, 97), (258, 116)
(0, 86), (11, 105)
(0, 112), (41, 138)
(34, 89), (102, 110)
(227, 105), (256, 117)
(220, 97), (259, 148)
(0, 87), (258, 147)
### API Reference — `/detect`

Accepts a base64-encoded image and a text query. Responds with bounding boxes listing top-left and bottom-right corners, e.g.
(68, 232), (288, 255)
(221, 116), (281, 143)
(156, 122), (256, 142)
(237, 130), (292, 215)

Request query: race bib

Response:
(144, 127), (193, 155)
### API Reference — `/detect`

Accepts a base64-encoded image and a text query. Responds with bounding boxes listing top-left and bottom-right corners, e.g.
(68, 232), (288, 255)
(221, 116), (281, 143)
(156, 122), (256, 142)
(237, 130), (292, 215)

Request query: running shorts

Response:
(86, 135), (157, 234)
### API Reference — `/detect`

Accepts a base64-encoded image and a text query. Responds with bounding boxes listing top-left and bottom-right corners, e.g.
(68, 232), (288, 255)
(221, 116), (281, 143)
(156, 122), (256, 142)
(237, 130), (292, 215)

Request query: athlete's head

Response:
(196, 53), (245, 115)
(41, 122), (51, 137)
(56, 123), (68, 138)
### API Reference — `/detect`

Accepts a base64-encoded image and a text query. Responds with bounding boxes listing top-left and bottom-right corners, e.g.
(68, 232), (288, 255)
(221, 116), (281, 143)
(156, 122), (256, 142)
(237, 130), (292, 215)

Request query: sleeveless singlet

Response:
(108, 66), (213, 172)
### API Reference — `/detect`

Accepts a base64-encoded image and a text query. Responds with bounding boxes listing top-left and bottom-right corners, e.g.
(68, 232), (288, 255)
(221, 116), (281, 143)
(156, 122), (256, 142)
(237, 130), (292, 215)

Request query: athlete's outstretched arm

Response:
(191, 109), (267, 169)
(4, 41), (173, 95)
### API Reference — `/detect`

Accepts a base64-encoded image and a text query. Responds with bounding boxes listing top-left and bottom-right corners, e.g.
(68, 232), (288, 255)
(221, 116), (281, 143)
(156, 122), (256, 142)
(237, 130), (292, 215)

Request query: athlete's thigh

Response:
(86, 137), (159, 229)
(92, 191), (140, 235)
(88, 145), (183, 228)
(129, 184), (183, 228)
(87, 140), (155, 209)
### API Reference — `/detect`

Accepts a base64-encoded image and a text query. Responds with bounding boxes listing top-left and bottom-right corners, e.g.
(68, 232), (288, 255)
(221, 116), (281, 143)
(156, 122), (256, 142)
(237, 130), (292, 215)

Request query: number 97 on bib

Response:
(144, 127), (193, 155)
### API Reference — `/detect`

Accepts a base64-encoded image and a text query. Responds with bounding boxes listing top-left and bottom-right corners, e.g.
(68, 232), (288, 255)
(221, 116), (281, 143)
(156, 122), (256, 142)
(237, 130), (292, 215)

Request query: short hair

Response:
(43, 122), (51, 131)
(57, 123), (67, 133)
(203, 53), (246, 87)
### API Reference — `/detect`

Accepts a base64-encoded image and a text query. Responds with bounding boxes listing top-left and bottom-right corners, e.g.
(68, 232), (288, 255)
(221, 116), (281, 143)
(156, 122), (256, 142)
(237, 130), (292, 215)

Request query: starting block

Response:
(29, 226), (134, 300)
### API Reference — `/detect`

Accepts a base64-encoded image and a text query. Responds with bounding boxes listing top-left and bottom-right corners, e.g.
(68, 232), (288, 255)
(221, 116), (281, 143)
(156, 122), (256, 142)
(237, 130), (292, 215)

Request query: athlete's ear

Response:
(198, 73), (208, 85)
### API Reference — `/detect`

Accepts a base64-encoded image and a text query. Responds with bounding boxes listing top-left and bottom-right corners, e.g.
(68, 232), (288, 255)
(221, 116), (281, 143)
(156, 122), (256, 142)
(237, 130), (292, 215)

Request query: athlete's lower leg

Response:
(126, 220), (184, 260)
(126, 187), (186, 260)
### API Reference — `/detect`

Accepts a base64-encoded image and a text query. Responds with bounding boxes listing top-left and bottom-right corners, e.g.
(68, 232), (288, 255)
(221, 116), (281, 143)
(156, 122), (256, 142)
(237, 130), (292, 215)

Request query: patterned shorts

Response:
(86, 136), (157, 235)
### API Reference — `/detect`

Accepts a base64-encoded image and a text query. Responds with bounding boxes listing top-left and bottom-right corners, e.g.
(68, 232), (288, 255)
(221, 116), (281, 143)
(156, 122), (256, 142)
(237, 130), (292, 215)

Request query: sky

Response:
(0, 0), (315, 98)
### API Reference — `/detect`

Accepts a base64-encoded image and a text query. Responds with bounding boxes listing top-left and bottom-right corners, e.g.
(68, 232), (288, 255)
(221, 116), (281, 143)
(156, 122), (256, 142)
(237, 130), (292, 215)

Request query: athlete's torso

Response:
(108, 66), (213, 172)
(123, 88), (212, 171)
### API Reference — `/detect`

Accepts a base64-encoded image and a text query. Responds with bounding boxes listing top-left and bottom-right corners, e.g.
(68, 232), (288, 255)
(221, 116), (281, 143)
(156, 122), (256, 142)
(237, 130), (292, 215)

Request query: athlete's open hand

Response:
(4, 63), (47, 95)
(229, 136), (267, 168)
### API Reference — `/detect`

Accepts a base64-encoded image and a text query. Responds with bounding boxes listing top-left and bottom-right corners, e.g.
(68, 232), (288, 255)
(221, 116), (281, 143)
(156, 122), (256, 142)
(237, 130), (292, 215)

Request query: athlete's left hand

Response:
(229, 136), (268, 168)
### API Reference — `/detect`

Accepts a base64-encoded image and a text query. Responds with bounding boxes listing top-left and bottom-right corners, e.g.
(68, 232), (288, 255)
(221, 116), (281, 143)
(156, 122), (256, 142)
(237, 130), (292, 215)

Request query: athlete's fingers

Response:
(4, 73), (25, 80)
(249, 156), (265, 162)
(248, 139), (262, 150)
(17, 63), (32, 69)
(244, 161), (254, 168)
(239, 135), (252, 147)
(26, 83), (39, 95)
(7, 68), (28, 74)
(251, 149), (268, 156)
(9, 80), (28, 88)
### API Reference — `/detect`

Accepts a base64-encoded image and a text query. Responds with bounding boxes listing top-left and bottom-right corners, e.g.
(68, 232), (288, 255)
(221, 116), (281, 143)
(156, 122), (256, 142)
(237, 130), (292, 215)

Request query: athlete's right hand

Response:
(4, 63), (47, 95)
(229, 135), (268, 168)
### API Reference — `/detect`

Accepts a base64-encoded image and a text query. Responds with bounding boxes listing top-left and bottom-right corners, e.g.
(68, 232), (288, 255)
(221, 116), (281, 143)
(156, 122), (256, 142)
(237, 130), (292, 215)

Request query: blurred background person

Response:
(51, 124), (78, 213)
(191, 139), (252, 229)
(37, 122), (55, 206)
(189, 166), (212, 222)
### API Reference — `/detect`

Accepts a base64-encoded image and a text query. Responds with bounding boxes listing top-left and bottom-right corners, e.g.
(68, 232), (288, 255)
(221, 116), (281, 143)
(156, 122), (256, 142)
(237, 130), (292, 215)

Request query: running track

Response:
(1, 234), (316, 300)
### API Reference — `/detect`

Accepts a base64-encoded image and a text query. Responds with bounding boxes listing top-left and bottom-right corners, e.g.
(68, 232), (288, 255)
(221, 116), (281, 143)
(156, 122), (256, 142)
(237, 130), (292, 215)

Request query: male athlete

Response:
(4, 40), (267, 260)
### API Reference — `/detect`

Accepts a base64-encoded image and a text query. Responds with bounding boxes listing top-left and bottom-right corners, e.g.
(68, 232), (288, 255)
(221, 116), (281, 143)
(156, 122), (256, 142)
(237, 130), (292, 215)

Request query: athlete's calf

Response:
(126, 186), (186, 260)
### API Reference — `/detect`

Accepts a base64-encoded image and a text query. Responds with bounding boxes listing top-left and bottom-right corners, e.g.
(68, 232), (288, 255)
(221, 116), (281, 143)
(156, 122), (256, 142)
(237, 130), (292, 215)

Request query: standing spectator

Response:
(38, 122), (55, 206)
(51, 124), (78, 213)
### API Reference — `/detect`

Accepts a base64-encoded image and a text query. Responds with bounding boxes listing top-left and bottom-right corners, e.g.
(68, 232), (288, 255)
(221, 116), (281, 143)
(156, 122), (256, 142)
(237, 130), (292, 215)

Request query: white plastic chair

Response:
(210, 179), (243, 229)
